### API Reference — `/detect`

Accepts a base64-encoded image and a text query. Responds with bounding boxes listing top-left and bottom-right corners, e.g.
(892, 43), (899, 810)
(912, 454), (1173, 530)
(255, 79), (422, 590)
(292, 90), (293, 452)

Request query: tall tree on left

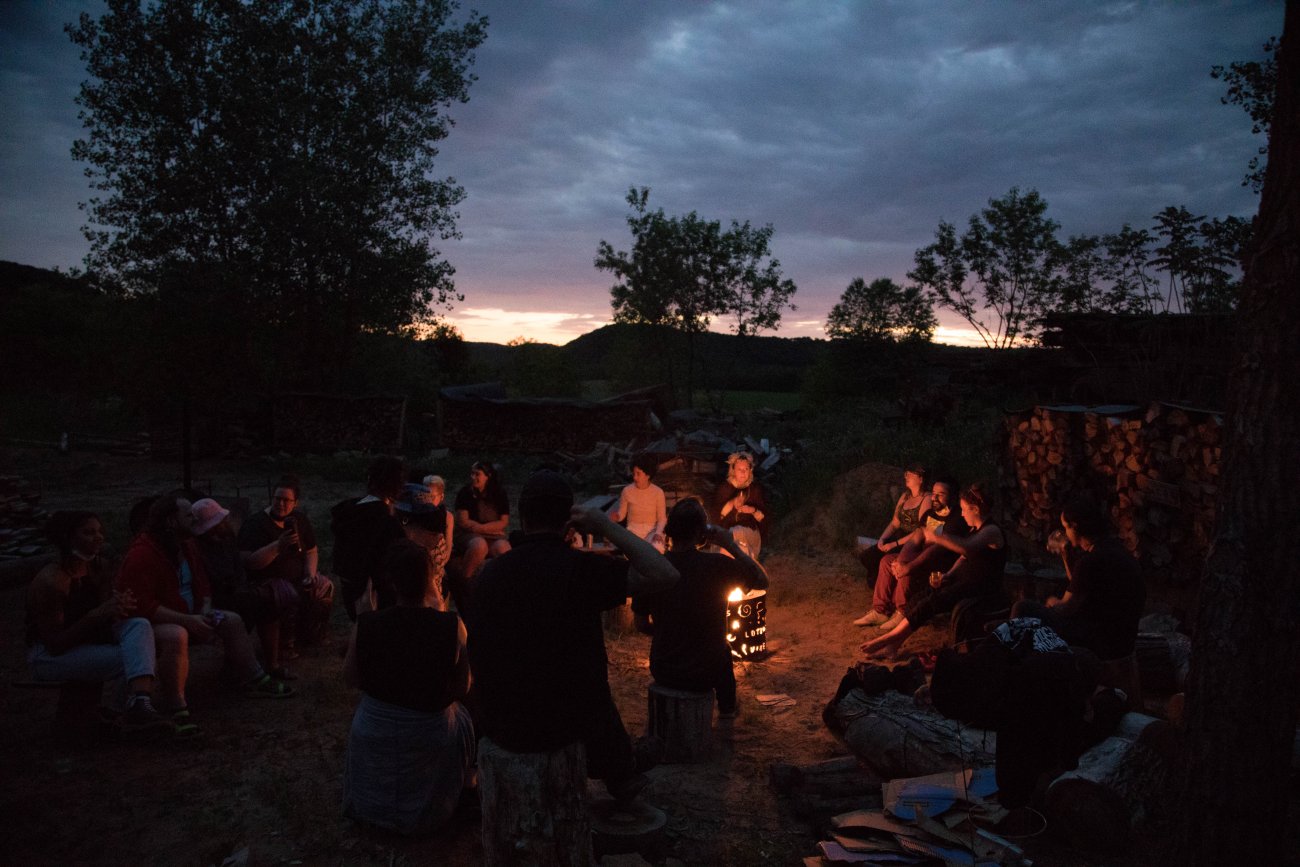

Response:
(68, 0), (488, 391)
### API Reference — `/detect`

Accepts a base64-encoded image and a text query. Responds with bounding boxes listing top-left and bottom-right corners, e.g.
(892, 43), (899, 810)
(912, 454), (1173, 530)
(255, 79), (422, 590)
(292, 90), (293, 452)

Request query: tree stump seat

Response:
(478, 736), (592, 866)
(646, 683), (713, 764)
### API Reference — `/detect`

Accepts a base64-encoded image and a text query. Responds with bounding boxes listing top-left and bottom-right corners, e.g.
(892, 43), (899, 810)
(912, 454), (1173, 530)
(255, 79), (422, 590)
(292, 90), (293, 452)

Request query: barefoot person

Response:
(861, 483), (1005, 660)
(857, 463), (931, 584)
(26, 511), (172, 733)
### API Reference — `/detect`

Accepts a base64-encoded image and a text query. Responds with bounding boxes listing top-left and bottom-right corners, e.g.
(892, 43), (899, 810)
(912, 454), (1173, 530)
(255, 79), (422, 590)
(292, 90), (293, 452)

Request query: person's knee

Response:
(467, 537), (487, 557)
(222, 610), (246, 632)
(154, 623), (189, 657)
(490, 539), (510, 556)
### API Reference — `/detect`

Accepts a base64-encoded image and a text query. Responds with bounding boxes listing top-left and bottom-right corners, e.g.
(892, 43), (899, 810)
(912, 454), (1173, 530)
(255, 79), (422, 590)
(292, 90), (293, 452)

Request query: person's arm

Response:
(443, 510), (455, 556)
(570, 506), (678, 595)
(476, 512), (509, 539)
(29, 571), (129, 655)
(609, 487), (629, 523)
(708, 525), (769, 591)
(652, 487), (667, 538)
(342, 624), (360, 689)
(242, 533), (290, 571)
(449, 618), (471, 702)
(876, 495), (906, 549)
(302, 546), (319, 581)
(924, 522), (1002, 557)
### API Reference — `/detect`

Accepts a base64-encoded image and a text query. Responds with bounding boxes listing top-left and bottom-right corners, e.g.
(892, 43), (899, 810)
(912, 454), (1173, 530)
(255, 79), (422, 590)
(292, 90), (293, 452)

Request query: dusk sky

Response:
(0, 1), (1282, 345)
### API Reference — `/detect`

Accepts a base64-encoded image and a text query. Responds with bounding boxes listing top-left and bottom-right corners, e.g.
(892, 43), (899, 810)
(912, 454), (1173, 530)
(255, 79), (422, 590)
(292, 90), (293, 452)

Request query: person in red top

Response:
(118, 491), (292, 732)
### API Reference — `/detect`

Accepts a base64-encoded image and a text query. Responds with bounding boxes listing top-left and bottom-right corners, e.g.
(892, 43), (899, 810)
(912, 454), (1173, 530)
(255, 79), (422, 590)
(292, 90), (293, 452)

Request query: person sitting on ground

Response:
(332, 457), (407, 618)
(191, 498), (289, 679)
(854, 475), (967, 629)
(241, 474), (335, 652)
(713, 451), (768, 558)
(465, 469), (679, 804)
(453, 460), (511, 582)
(119, 492), (293, 731)
(633, 498), (769, 719)
(857, 463), (931, 585)
(860, 483), (1005, 660)
(343, 538), (475, 836)
(25, 510), (172, 733)
(403, 477), (454, 566)
(609, 454), (667, 552)
(396, 482), (452, 608)
(1012, 494), (1146, 660)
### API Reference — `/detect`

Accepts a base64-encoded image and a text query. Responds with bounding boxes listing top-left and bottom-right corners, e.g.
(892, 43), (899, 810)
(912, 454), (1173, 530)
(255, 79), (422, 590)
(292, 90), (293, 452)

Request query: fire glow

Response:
(725, 586), (768, 660)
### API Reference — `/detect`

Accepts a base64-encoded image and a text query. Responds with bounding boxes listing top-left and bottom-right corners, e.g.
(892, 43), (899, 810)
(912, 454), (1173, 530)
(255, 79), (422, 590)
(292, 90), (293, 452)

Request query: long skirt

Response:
(343, 694), (475, 836)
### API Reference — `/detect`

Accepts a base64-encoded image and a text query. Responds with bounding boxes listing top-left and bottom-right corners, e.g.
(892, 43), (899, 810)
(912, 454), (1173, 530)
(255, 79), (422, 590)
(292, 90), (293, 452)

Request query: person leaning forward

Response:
(464, 469), (680, 802)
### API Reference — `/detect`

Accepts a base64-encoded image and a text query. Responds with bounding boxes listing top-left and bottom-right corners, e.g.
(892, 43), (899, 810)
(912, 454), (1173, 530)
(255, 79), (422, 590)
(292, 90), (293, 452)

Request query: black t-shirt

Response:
(1062, 536), (1146, 659)
(633, 549), (753, 691)
(238, 509), (317, 586)
(713, 481), (768, 537)
(465, 533), (628, 753)
(920, 504), (968, 537)
(356, 606), (461, 713)
(331, 497), (406, 586)
(453, 484), (510, 527)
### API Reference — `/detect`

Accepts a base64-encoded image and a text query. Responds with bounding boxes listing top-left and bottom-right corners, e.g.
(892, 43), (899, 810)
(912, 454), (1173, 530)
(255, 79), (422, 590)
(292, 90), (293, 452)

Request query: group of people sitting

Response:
(844, 463), (1148, 813)
(338, 456), (770, 835)
(851, 463), (1145, 667)
(23, 451), (771, 840)
(24, 481), (326, 738)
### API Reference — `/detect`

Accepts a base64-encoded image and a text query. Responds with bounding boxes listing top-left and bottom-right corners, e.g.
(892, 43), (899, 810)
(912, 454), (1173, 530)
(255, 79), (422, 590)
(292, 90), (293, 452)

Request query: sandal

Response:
(170, 708), (202, 738)
(247, 674), (295, 699)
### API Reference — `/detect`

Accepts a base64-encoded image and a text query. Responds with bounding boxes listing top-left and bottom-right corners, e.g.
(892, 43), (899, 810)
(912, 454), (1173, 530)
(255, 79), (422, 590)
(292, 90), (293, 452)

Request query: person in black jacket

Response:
(332, 456), (407, 619)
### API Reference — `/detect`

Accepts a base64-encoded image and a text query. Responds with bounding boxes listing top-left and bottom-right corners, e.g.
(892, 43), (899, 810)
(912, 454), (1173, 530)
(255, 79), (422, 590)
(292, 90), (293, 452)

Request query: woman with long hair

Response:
(25, 510), (171, 732)
(860, 483), (1005, 660)
(452, 461), (511, 580)
(857, 463), (932, 583)
(343, 538), (475, 835)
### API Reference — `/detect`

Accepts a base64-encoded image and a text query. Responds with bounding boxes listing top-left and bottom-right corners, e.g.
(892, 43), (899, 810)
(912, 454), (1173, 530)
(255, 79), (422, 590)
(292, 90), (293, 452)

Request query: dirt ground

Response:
(0, 450), (1115, 866)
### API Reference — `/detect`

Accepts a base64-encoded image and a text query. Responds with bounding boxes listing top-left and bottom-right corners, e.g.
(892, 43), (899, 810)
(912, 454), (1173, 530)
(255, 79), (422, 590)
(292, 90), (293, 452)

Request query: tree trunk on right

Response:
(1178, 7), (1300, 865)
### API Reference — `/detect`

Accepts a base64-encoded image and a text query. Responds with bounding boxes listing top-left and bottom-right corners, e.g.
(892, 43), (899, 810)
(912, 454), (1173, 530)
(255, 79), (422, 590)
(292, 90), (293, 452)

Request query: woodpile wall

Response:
(1001, 402), (1221, 591)
(439, 384), (654, 454)
(272, 393), (407, 453)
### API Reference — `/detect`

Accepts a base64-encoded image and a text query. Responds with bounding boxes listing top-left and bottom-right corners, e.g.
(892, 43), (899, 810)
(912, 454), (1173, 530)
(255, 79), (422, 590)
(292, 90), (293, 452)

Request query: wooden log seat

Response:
(478, 737), (592, 866)
(646, 683), (713, 764)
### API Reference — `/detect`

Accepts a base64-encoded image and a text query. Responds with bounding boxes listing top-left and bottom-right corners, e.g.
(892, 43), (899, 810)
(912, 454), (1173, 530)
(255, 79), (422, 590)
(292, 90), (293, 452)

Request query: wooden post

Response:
(478, 737), (592, 866)
(646, 683), (713, 763)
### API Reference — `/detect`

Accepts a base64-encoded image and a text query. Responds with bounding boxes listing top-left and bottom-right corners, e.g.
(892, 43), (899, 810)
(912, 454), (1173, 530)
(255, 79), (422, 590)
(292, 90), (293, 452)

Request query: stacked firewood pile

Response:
(0, 476), (48, 564)
(1001, 401), (1222, 587)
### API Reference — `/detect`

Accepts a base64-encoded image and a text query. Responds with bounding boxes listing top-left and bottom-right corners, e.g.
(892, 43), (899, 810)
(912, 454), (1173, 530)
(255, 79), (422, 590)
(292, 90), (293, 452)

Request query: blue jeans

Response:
(27, 617), (157, 683)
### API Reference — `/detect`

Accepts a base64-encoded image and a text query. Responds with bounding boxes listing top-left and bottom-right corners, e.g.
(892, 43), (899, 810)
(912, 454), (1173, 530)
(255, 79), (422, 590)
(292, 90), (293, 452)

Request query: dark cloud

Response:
(0, 0), (1280, 341)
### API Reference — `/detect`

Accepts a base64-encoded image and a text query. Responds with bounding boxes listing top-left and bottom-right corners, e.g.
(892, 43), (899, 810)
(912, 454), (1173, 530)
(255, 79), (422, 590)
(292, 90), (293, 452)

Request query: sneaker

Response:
(247, 673), (295, 699)
(853, 610), (889, 627)
(876, 611), (905, 632)
(121, 699), (175, 735)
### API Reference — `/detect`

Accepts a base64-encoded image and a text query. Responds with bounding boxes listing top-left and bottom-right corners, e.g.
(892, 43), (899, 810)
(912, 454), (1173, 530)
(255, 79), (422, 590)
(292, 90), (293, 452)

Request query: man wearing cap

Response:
(466, 469), (680, 802)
